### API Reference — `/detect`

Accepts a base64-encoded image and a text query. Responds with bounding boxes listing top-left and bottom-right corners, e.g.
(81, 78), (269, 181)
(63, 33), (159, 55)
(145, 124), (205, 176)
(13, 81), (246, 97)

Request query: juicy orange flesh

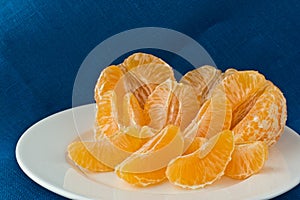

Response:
(144, 80), (199, 132)
(95, 91), (119, 137)
(179, 66), (222, 104)
(222, 70), (267, 111)
(230, 85), (267, 129)
(233, 84), (287, 146)
(225, 141), (268, 179)
(222, 71), (286, 146)
(115, 167), (167, 187)
(109, 131), (149, 152)
(122, 53), (168, 72)
(166, 130), (234, 188)
(165, 92), (180, 127)
(69, 54), (287, 189)
(183, 137), (207, 155)
(117, 125), (183, 172)
(121, 93), (146, 127)
(115, 125), (182, 186)
(67, 141), (113, 172)
(133, 83), (158, 109)
(94, 65), (123, 102)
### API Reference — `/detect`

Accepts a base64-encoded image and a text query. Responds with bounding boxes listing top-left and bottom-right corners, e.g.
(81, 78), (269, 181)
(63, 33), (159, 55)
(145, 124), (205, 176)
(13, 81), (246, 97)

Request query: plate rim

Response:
(15, 105), (300, 200)
(15, 106), (91, 200)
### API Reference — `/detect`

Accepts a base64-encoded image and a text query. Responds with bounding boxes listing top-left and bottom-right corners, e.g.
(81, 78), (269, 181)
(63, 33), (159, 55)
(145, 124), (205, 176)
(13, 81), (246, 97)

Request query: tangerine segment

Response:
(183, 137), (207, 155)
(116, 125), (184, 173)
(67, 141), (113, 172)
(233, 83), (287, 146)
(121, 92), (147, 127)
(204, 85), (232, 138)
(166, 130), (234, 189)
(115, 167), (167, 187)
(115, 125), (183, 186)
(123, 125), (156, 139)
(222, 68), (238, 78)
(85, 128), (151, 169)
(144, 80), (199, 131)
(79, 137), (131, 169)
(94, 65), (123, 103)
(121, 52), (171, 72)
(182, 85), (231, 147)
(180, 65), (222, 104)
(95, 90), (119, 138)
(110, 131), (150, 153)
(222, 70), (267, 112)
(120, 63), (175, 108)
(225, 141), (268, 179)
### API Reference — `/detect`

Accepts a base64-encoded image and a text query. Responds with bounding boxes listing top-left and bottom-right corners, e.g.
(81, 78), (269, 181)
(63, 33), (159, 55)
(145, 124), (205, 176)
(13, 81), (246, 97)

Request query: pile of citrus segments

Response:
(67, 53), (287, 189)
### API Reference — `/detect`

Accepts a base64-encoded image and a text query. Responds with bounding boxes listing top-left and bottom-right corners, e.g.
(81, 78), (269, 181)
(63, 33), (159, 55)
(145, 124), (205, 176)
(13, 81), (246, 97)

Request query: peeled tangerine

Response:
(67, 52), (287, 189)
(221, 69), (287, 146)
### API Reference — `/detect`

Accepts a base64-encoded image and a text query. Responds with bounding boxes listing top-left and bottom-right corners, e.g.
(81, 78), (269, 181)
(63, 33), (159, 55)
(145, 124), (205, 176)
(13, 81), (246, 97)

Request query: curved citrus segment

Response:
(116, 125), (184, 173)
(180, 65), (222, 104)
(115, 125), (183, 186)
(144, 80), (199, 131)
(222, 68), (238, 78)
(183, 137), (207, 155)
(204, 85), (232, 138)
(80, 137), (131, 169)
(67, 141), (113, 172)
(221, 70), (268, 128)
(83, 128), (151, 169)
(94, 65), (123, 103)
(166, 130), (234, 189)
(121, 92), (146, 127)
(95, 90), (119, 138)
(121, 52), (170, 72)
(119, 63), (175, 108)
(233, 83), (287, 146)
(123, 126), (156, 139)
(225, 141), (268, 179)
(183, 84), (232, 150)
(116, 168), (166, 187)
(110, 131), (150, 153)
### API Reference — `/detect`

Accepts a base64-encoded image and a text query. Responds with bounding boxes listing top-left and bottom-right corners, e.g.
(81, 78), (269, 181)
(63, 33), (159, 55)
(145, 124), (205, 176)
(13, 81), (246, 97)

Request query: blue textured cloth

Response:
(1, 0), (299, 199)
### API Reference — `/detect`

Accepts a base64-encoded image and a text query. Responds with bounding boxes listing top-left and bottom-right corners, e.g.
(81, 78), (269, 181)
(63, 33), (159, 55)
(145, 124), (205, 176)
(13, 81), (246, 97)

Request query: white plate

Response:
(16, 104), (300, 200)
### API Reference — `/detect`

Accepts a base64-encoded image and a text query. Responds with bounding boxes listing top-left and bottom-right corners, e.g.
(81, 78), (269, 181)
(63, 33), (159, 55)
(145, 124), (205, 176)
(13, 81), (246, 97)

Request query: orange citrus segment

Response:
(115, 125), (183, 187)
(83, 127), (152, 169)
(183, 137), (207, 155)
(222, 70), (267, 111)
(67, 141), (113, 172)
(233, 83), (287, 146)
(119, 63), (175, 108)
(166, 130), (234, 189)
(115, 168), (167, 187)
(116, 125), (183, 173)
(95, 90), (119, 138)
(121, 92), (146, 127)
(180, 65), (222, 104)
(123, 126), (156, 139)
(225, 141), (268, 179)
(94, 65), (124, 103)
(221, 70), (268, 128)
(109, 131), (150, 153)
(183, 84), (232, 151)
(144, 80), (199, 131)
(121, 52), (170, 72)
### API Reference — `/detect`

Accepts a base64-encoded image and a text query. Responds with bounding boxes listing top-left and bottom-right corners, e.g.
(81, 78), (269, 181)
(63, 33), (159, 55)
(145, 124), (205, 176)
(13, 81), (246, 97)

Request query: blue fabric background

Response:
(0, 0), (299, 199)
